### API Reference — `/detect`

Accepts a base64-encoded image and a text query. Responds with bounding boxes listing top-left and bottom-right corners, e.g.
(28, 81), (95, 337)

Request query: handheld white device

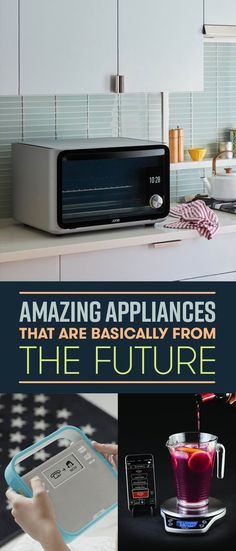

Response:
(5, 425), (117, 543)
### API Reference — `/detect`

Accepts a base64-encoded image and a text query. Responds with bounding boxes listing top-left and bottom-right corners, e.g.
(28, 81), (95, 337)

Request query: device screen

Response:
(125, 454), (156, 509)
(43, 453), (84, 488)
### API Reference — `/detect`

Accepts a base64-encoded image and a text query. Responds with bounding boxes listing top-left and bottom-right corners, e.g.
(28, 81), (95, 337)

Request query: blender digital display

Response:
(176, 520), (198, 528)
(161, 497), (226, 534)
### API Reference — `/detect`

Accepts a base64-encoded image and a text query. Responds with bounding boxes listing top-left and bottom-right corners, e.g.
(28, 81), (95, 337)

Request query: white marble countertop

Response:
(1, 210), (236, 263)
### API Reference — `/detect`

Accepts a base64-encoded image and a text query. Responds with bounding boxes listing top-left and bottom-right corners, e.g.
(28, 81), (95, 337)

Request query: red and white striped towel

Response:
(164, 200), (219, 240)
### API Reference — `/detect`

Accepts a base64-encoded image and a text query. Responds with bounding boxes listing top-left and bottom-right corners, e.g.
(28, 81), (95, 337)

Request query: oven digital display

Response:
(146, 167), (162, 186)
(43, 453), (84, 488)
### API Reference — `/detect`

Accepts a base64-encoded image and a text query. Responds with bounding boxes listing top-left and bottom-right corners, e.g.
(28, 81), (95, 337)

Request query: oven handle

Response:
(152, 240), (182, 249)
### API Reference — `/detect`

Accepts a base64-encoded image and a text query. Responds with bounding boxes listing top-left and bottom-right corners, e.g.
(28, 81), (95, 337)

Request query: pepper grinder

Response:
(169, 129), (178, 163)
(177, 126), (184, 162)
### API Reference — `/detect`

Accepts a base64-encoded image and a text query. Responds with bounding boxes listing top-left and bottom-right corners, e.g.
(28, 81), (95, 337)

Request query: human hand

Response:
(92, 441), (118, 470)
(6, 477), (68, 551)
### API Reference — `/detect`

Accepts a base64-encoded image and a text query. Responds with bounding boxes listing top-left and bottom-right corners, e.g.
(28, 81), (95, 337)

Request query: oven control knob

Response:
(149, 194), (163, 209)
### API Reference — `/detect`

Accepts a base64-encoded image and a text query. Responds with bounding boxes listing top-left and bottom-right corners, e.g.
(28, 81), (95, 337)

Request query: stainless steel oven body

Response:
(13, 138), (169, 234)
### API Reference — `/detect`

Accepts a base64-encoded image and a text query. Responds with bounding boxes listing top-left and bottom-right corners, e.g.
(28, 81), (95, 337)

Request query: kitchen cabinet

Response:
(184, 272), (236, 281)
(20, 0), (117, 95)
(19, 0), (203, 95)
(0, 257), (59, 281)
(204, 0), (236, 26)
(1, 233), (236, 281)
(1, 214), (236, 282)
(0, 0), (18, 95)
(60, 233), (236, 281)
(119, 0), (204, 92)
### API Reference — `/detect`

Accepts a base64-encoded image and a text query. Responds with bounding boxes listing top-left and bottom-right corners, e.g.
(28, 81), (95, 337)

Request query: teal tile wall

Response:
(119, 94), (149, 139)
(0, 93), (161, 218)
(89, 95), (118, 138)
(1, 42), (236, 217)
(170, 168), (211, 202)
(170, 43), (236, 201)
(56, 96), (87, 139)
(0, 97), (22, 218)
(23, 96), (55, 140)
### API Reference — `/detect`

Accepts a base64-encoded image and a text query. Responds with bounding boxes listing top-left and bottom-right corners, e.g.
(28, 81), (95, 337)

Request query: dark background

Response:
(118, 393), (236, 549)
(1, 281), (236, 393)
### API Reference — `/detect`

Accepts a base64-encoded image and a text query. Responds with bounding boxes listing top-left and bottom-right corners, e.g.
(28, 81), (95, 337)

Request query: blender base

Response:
(160, 497), (226, 534)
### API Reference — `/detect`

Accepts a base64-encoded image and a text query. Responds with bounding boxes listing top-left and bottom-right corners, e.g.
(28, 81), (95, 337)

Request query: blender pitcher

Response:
(167, 432), (225, 509)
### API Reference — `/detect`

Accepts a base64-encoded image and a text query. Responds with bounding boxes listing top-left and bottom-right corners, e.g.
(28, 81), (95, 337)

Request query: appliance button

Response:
(149, 194), (163, 209)
(132, 490), (149, 499)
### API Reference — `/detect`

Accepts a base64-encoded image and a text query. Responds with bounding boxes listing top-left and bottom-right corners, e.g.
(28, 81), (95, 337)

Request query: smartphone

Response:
(125, 454), (156, 511)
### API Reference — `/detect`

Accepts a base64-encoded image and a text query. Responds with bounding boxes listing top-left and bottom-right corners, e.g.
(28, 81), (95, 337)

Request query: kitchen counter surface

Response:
(1, 210), (236, 263)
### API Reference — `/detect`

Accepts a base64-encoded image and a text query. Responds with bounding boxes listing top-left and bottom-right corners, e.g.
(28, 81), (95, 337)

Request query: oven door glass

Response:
(57, 147), (169, 229)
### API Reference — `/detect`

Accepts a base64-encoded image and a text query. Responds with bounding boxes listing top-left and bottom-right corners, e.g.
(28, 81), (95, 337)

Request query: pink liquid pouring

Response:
(196, 401), (201, 432)
(170, 443), (216, 508)
(195, 394), (229, 431)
